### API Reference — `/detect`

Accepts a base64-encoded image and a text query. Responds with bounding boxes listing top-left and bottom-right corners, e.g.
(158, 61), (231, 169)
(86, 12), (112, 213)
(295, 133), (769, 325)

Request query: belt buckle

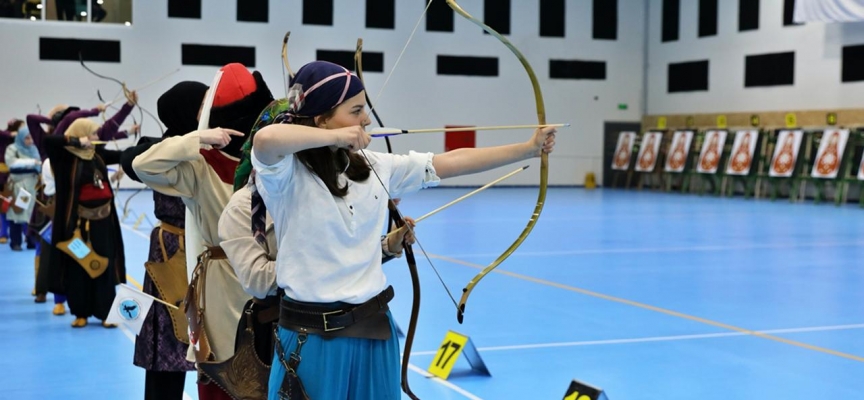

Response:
(322, 310), (345, 332)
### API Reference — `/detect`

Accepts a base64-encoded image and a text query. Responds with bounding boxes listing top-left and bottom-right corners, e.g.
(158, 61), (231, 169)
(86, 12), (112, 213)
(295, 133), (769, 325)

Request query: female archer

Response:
(251, 61), (556, 399)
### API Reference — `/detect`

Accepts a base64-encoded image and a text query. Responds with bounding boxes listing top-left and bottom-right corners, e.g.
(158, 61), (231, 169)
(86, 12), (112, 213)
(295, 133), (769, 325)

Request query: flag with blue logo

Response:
(106, 284), (154, 335)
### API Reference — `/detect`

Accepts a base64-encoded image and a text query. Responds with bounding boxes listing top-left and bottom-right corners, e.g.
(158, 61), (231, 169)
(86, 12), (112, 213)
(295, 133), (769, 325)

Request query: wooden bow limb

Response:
(446, 0), (550, 324)
(282, 31), (296, 96)
(370, 123), (569, 137)
(385, 165), (528, 240)
(105, 67), (181, 107)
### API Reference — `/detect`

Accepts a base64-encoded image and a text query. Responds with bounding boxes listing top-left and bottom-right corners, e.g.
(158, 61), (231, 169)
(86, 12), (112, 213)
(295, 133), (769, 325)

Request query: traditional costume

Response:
(121, 81), (208, 400)
(132, 63), (273, 400)
(44, 119), (127, 328)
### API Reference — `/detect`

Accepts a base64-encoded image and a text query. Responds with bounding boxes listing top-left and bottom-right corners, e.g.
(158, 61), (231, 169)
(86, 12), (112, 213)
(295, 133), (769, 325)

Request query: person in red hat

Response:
(132, 63), (273, 400)
(120, 81), (209, 400)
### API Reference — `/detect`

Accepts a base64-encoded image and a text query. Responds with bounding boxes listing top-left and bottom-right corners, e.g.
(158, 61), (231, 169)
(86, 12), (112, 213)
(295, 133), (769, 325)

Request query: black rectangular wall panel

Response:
(842, 44), (864, 82)
(366, 0), (395, 29)
(317, 50), (384, 73)
(593, 0), (617, 40)
(426, 0), (454, 32)
(662, 0), (680, 42)
(483, 0), (510, 35)
(739, 0), (759, 31)
(668, 60), (709, 92)
(699, 0), (718, 37)
(745, 52), (794, 87)
(437, 56), (498, 77)
(783, 0), (798, 25)
(539, 0), (565, 37)
(550, 60), (606, 80)
(168, 0), (201, 19)
(182, 44), (255, 67)
(303, 0), (333, 25)
(237, 0), (268, 22)
(40, 38), (120, 62)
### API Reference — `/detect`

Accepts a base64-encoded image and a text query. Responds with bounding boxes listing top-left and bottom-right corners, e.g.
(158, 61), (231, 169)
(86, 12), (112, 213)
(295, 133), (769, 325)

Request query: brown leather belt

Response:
(205, 245), (227, 260)
(279, 286), (394, 340)
(253, 294), (281, 324)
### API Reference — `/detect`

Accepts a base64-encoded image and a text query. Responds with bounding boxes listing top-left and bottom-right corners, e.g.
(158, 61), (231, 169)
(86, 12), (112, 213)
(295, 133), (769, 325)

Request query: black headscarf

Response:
(120, 81), (208, 183)
(158, 81), (209, 138)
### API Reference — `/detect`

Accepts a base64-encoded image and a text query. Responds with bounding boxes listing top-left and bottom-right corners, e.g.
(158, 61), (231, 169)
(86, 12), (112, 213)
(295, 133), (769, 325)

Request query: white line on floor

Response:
(411, 323), (864, 356)
(444, 240), (864, 258)
(407, 363), (484, 400)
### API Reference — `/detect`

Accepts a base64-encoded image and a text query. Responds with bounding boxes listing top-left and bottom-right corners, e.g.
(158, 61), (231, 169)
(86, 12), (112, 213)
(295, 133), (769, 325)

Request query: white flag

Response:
(106, 284), (154, 335)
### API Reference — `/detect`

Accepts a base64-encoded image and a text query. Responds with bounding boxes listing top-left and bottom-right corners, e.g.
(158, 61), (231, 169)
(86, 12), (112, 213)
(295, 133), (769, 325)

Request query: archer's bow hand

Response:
(530, 125), (557, 156)
(125, 90), (139, 106)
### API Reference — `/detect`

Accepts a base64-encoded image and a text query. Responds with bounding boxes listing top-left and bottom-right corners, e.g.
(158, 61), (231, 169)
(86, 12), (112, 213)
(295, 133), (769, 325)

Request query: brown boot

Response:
(34, 293), (47, 303)
(52, 303), (66, 315)
(71, 318), (87, 328)
(101, 320), (118, 329)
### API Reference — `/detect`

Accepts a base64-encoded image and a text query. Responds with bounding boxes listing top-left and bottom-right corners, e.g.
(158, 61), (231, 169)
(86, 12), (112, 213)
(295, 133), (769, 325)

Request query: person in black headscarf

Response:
(44, 118), (127, 329)
(131, 63), (273, 400)
(120, 81), (208, 400)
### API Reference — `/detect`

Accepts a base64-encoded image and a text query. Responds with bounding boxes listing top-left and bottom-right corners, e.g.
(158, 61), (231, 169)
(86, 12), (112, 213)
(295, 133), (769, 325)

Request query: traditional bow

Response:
(78, 52), (164, 137)
(444, 0), (549, 323)
(370, 1), (550, 324)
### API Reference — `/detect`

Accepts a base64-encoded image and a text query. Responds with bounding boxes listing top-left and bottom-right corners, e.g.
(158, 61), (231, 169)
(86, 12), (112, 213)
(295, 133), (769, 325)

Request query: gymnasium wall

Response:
(0, 0), (649, 187)
(646, 0), (864, 116)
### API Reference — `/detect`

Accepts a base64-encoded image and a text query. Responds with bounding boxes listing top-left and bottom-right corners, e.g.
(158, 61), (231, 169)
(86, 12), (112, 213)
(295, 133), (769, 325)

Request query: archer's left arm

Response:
(432, 126), (556, 179)
(98, 148), (124, 166)
(97, 102), (135, 141)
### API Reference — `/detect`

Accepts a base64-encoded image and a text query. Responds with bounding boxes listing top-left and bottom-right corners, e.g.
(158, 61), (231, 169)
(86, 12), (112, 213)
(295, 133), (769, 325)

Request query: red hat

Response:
(208, 63), (274, 158)
(213, 63), (259, 107)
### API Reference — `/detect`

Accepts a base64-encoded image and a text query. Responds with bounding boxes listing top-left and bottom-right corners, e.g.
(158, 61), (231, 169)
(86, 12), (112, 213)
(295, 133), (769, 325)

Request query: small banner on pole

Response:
(105, 283), (155, 335)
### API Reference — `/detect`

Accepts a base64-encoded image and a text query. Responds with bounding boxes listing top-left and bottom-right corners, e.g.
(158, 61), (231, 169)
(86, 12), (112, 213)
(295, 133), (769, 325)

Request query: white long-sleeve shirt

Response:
(252, 150), (439, 304)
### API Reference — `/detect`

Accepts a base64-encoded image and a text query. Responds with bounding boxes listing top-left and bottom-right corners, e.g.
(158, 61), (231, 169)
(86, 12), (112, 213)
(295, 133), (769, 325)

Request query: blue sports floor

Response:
(1, 187), (862, 399)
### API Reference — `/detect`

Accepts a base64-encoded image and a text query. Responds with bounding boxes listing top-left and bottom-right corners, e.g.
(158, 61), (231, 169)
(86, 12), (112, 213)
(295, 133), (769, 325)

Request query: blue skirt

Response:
(269, 304), (401, 400)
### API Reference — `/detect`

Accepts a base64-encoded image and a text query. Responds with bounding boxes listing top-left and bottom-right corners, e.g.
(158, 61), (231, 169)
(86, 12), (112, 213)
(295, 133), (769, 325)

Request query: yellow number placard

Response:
(716, 115), (727, 128)
(785, 113), (797, 128)
(564, 392), (592, 400)
(657, 116), (667, 129)
(562, 379), (604, 400)
(428, 331), (469, 379)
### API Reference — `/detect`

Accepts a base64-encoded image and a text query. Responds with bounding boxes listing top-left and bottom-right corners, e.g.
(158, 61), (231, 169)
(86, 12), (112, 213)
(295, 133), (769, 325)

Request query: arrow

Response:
(370, 123), (569, 137)
(385, 165), (528, 240)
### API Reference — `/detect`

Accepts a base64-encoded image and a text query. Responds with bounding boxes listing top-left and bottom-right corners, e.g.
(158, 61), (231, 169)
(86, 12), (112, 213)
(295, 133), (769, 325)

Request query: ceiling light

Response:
(125, 21), (131, 26)
(80, 11), (87, 16)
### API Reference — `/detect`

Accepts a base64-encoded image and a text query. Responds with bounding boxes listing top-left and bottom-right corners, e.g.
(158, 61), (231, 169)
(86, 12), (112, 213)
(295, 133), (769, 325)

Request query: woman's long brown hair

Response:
(291, 110), (371, 198)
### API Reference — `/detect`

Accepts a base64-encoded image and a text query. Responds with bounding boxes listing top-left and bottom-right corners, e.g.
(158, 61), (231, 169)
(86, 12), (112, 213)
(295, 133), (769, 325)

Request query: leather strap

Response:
(279, 286), (394, 334)
(158, 221), (185, 236)
(205, 245), (227, 260)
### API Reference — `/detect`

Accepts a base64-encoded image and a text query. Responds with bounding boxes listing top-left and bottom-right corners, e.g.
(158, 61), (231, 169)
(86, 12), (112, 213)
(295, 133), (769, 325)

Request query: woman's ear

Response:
(315, 116), (328, 129)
